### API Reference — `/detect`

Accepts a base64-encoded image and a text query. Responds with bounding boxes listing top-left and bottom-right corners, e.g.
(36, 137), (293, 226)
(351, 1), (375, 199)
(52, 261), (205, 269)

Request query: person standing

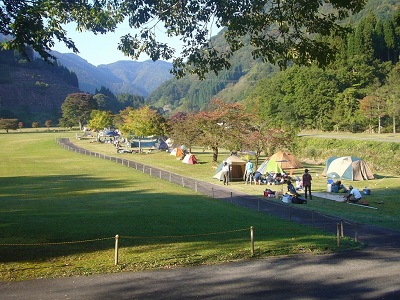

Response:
(302, 168), (312, 200)
(222, 161), (230, 185)
(245, 160), (254, 184)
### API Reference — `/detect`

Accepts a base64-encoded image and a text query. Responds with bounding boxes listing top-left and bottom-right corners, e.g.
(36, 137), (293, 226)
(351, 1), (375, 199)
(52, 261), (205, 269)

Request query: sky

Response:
(52, 22), (185, 66)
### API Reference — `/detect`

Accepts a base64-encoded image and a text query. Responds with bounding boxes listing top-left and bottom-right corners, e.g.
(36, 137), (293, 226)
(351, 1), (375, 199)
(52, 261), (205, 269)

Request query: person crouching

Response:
(345, 185), (362, 203)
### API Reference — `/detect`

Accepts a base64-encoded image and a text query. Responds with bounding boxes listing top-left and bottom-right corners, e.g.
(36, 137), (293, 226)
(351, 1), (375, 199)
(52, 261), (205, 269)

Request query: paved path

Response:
(1, 246), (399, 299)
(1, 139), (400, 299)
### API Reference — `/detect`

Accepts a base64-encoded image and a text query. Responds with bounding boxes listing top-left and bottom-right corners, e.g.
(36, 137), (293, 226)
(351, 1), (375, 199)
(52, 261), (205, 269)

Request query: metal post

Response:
(337, 223), (341, 247)
(250, 226), (254, 256)
(340, 219), (344, 237)
(114, 235), (119, 266)
(354, 223), (358, 242)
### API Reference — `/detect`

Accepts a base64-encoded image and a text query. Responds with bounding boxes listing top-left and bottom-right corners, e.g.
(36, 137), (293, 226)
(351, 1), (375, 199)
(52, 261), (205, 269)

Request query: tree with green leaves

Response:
(1, 0), (366, 78)
(168, 113), (203, 153)
(119, 106), (167, 151)
(375, 63), (400, 133)
(196, 99), (249, 162)
(87, 110), (114, 132)
(60, 93), (98, 129)
(0, 118), (18, 133)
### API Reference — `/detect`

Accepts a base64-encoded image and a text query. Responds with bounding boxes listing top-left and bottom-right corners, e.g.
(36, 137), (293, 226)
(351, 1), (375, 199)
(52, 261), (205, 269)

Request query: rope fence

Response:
(56, 137), (364, 243)
(0, 228), (252, 266)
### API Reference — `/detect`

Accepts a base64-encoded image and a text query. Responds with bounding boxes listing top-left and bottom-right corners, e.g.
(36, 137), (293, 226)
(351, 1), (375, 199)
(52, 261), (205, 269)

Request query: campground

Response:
(0, 130), (399, 282)
(72, 132), (400, 232)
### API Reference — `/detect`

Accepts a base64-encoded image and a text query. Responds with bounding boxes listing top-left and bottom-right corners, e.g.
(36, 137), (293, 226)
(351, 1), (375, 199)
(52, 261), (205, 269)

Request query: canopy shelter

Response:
(322, 156), (375, 181)
(213, 155), (246, 181)
(269, 151), (303, 169)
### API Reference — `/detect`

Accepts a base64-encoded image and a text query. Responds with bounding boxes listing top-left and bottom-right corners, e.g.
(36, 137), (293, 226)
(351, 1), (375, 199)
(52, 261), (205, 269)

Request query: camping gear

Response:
(264, 189), (276, 197)
(269, 151), (303, 169)
(363, 188), (371, 195)
(322, 156), (374, 181)
(213, 155), (246, 181)
(291, 196), (307, 204)
(282, 194), (292, 203)
(182, 153), (198, 164)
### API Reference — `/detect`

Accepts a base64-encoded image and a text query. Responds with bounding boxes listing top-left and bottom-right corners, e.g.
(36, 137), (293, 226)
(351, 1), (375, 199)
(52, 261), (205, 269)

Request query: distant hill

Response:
(0, 50), (81, 125)
(146, 0), (400, 115)
(52, 52), (173, 96)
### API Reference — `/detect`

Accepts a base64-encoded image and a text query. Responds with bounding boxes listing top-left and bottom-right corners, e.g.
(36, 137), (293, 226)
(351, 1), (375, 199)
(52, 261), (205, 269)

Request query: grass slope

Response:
(0, 132), (356, 281)
(74, 133), (400, 231)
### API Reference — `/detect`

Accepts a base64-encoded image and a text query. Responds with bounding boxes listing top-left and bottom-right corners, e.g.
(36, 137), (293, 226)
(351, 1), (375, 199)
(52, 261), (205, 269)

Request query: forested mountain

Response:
(0, 49), (80, 126)
(53, 52), (173, 96)
(146, 0), (400, 120)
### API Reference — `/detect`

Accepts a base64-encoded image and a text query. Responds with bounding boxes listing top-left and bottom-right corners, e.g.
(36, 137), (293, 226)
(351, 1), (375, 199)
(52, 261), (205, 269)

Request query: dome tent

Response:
(170, 147), (184, 157)
(322, 156), (374, 181)
(182, 153), (198, 164)
(256, 159), (283, 175)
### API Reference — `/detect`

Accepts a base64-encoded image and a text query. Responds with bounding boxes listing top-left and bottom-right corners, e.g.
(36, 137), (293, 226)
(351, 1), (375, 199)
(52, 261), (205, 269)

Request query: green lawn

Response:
(73, 133), (400, 231)
(0, 131), (359, 281)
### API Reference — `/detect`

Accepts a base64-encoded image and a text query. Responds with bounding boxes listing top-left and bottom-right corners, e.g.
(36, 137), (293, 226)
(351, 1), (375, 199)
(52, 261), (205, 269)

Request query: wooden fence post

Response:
(336, 224), (341, 247)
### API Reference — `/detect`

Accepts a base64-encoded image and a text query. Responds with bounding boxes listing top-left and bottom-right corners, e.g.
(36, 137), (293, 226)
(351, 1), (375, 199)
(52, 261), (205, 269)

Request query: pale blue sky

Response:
(52, 22), (185, 66)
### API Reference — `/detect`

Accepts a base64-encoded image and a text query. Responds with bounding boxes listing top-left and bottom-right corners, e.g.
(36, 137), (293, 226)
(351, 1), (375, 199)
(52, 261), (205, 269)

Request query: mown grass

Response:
(73, 133), (400, 231)
(0, 131), (358, 282)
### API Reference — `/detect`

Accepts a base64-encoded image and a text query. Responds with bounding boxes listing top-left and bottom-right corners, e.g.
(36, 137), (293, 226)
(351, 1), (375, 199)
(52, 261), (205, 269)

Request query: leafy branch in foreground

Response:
(1, 0), (366, 78)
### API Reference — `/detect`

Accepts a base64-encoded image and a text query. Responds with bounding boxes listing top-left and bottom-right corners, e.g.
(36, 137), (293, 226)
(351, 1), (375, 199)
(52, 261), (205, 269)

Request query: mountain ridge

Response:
(53, 51), (173, 96)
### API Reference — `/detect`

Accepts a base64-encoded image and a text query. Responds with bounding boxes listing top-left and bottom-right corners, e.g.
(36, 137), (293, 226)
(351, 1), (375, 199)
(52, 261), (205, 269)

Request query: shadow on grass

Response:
(1, 174), (329, 263)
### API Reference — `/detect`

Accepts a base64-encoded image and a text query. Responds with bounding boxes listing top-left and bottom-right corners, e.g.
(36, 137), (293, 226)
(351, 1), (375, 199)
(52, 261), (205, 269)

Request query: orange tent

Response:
(269, 151), (303, 169)
(170, 147), (184, 157)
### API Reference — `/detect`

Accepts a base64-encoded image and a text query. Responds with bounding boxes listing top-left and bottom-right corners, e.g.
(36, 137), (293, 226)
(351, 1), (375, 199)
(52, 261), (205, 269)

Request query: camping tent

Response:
(182, 153), (198, 164)
(322, 156), (374, 181)
(240, 151), (256, 161)
(130, 137), (157, 148)
(157, 140), (169, 150)
(170, 147), (184, 157)
(269, 151), (303, 169)
(257, 159), (283, 175)
(213, 155), (246, 181)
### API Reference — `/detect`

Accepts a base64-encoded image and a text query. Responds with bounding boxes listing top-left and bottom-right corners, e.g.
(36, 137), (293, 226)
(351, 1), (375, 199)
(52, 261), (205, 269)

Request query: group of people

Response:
(225, 159), (313, 201)
(244, 160), (293, 186)
(223, 160), (362, 204)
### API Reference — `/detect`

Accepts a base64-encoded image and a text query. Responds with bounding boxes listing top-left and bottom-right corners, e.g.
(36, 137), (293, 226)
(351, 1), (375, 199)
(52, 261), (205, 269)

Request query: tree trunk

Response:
(212, 147), (218, 162)
(378, 116), (381, 134)
(394, 116), (397, 134)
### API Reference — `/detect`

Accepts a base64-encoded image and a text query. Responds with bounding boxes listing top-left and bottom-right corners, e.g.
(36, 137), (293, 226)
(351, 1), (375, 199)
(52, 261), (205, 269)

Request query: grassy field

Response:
(0, 131), (360, 282)
(73, 133), (400, 231)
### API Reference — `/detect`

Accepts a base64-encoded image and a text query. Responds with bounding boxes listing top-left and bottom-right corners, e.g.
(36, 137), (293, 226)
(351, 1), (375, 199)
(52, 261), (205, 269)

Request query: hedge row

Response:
(293, 137), (399, 175)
